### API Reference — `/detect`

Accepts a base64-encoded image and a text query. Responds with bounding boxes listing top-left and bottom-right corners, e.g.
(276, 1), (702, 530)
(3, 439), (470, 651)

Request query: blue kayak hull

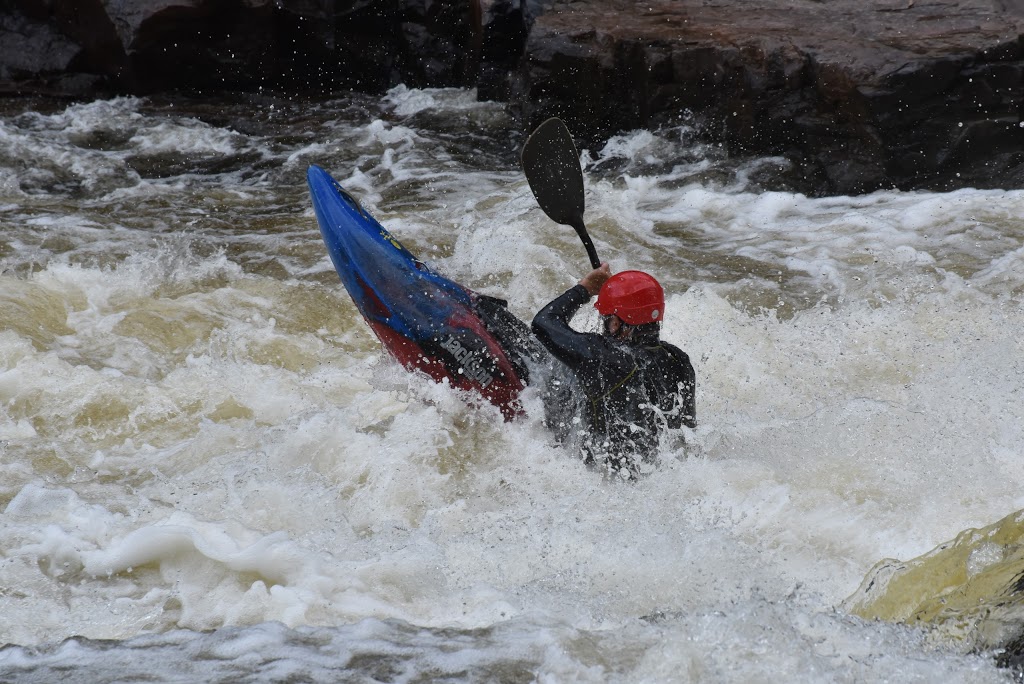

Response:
(306, 165), (530, 418)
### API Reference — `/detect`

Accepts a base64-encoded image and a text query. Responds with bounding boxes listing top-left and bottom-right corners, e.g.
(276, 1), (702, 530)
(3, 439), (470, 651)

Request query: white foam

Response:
(383, 85), (489, 116)
(1, 90), (1022, 681)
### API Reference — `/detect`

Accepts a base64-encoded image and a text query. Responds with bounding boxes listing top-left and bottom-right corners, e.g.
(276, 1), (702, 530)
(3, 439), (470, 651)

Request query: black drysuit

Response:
(531, 284), (696, 473)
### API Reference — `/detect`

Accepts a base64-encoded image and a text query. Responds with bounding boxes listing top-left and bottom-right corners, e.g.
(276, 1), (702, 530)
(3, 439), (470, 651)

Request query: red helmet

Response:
(594, 271), (665, 325)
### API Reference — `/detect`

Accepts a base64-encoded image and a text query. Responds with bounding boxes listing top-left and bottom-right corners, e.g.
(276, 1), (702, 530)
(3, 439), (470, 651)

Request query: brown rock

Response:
(514, 0), (1024, 194)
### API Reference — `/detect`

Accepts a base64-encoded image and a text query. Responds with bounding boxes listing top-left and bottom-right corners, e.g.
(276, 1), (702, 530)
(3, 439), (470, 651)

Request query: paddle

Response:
(521, 117), (601, 269)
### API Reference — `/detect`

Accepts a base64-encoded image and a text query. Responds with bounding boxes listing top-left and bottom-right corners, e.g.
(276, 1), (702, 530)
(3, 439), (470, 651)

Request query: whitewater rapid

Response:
(0, 89), (1021, 681)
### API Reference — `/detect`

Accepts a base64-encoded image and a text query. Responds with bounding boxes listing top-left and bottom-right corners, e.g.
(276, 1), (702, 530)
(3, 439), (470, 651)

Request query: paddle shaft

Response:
(571, 218), (601, 270)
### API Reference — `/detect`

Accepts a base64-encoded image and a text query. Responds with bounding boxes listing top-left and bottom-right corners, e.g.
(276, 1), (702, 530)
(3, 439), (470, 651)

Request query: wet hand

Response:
(579, 262), (612, 297)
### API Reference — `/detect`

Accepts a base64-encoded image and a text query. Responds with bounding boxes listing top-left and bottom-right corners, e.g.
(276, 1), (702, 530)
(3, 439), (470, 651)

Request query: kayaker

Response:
(531, 263), (696, 479)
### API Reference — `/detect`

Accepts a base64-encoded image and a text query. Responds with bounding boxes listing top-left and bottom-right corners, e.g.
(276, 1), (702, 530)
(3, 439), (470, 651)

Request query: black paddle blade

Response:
(521, 118), (601, 269)
(521, 117), (585, 227)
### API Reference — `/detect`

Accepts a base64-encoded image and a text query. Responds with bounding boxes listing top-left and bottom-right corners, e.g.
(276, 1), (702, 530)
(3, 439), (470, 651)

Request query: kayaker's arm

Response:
(531, 284), (607, 368)
(532, 264), (616, 368)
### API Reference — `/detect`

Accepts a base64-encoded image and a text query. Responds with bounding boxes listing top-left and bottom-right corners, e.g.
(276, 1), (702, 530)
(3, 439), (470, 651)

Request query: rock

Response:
(514, 0), (1024, 194)
(844, 508), (1024, 675)
(396, 0), (480, 88)
(477, 0), (530, 101)
(0, 0), (479, 96)
(0, 0), (112, 95)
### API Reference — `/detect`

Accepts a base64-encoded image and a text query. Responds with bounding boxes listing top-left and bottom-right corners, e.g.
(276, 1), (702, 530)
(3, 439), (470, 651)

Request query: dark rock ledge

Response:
(2, 0), (1024, 195)
(514, 0), (1024, 194)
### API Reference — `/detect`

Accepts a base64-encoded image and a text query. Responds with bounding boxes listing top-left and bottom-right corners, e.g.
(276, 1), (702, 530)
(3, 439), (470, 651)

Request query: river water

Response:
(0, 87), (1022, 682)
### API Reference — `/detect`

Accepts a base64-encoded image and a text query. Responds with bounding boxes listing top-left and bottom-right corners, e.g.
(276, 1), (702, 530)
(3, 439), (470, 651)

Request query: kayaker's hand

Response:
(579, 262), (611, 297)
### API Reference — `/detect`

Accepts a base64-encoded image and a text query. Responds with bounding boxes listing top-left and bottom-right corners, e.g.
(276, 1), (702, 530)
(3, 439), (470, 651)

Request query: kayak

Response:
(306, 165), (544, 419)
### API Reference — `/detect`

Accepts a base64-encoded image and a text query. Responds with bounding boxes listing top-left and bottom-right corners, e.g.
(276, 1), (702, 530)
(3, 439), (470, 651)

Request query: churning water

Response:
(0, 87), (1022, 682)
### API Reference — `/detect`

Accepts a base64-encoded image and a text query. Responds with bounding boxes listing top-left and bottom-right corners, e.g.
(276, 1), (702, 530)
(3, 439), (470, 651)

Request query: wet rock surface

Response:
(0, 0), (479, 95)
(2, 0), (1023, 194)
(515, 0), (1024, 194)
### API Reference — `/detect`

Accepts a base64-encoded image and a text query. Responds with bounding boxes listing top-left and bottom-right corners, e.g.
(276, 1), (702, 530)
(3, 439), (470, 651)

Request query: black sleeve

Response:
(530, 284), (608, 368)
(531, 285), (639, 402)
(662, 343), (697, 428)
